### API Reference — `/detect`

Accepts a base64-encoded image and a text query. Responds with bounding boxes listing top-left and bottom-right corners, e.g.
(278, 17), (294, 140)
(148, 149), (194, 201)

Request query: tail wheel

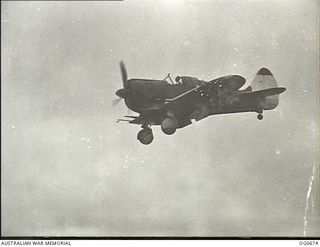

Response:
(137, 128), (154, 145)
(257, 114), (263, 120)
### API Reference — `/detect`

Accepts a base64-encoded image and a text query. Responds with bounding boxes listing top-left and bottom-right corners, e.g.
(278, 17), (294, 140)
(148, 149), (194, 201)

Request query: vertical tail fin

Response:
(250, 68), (278, 91)
(250, 68), (280, 110)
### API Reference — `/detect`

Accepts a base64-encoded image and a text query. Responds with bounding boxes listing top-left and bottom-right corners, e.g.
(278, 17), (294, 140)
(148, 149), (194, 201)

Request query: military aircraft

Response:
(114, 61), (286, 145)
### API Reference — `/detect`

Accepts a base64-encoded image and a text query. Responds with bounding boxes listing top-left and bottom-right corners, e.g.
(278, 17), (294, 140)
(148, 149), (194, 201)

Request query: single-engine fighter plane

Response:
(114, 61), (286, 145)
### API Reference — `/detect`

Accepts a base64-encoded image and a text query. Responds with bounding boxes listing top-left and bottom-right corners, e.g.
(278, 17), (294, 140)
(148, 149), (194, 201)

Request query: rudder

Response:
(250, 68), (278, 91)
(250, 68), (279, 110)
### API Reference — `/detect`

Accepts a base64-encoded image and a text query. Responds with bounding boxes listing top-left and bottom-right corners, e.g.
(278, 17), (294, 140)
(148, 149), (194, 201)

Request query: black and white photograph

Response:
(1, 0), (319, 238)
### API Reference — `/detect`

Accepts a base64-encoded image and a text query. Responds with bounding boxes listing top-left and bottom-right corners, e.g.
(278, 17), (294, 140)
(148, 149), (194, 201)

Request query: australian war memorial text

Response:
(1, 241), (71, 246)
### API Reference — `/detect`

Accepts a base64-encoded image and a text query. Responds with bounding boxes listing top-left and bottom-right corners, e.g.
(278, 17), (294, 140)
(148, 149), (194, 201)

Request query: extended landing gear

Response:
(257, 113), (263, 120)
(137, 127), (154, 145)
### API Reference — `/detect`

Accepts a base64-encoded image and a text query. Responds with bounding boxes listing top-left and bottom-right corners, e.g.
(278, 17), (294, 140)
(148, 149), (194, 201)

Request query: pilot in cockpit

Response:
(175, 76), (182, 84)
(175, 76), (197, 87)
(163, 73), (200, 86)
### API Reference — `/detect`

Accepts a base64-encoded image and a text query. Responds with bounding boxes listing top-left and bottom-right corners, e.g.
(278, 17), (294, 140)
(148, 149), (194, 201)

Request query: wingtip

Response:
(258, 68), (273, 76)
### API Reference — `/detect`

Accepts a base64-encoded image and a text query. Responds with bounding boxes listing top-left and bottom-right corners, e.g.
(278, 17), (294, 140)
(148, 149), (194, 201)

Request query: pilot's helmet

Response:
(175, 76), (181, 83)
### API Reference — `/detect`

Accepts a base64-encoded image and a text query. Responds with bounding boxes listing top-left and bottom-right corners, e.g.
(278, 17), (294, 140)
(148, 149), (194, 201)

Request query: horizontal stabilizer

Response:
(240, 87), (286, 99)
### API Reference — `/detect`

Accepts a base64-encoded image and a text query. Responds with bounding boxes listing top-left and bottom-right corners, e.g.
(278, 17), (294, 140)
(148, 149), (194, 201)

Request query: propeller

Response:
(112, 60), (129, 107)
(119, 60), (128, 88)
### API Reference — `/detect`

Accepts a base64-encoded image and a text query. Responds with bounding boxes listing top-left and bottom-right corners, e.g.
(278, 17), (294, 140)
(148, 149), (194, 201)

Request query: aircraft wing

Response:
(164, 85), (201, 103)
(160, 85), (202, 111)
(160, 75), (246, 111)
(210, 75), (246, 94)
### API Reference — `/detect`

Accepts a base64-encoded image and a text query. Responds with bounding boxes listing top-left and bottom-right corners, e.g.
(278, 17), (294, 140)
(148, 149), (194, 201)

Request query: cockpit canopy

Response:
(175, 76), (203, 87)
(163, 73), (203, 87)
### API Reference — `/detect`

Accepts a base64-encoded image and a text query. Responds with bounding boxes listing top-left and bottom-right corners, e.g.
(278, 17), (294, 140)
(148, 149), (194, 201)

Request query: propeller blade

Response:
(119, 60), (128, 88)
(112, 98), (122, 107)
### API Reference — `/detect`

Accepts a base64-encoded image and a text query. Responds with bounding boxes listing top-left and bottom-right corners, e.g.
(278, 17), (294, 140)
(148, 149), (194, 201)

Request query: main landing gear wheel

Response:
(137, 128), (154, 145)
(257, 114), (263, 120)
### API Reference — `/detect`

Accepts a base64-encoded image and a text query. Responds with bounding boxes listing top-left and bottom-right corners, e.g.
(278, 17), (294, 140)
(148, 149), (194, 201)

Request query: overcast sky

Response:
(1, 0), (319, 237)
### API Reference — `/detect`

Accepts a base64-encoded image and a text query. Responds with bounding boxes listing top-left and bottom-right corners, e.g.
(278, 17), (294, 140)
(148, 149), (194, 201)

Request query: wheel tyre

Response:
(257, 114), (263, 120)
(137, 128), (154, 145)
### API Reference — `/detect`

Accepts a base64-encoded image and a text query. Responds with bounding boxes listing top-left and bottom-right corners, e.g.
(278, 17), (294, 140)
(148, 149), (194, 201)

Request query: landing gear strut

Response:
(257, 113), (263, 120)
(137, 127), (154, 145)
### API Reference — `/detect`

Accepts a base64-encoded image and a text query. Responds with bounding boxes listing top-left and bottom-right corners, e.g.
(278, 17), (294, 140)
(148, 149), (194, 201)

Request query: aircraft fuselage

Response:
(123, 76), (269, 125)
(115, 62), (286, 144)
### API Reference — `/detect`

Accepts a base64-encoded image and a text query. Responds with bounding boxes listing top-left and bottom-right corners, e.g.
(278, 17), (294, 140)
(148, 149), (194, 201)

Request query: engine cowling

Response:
(161, 116), (178, 135)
